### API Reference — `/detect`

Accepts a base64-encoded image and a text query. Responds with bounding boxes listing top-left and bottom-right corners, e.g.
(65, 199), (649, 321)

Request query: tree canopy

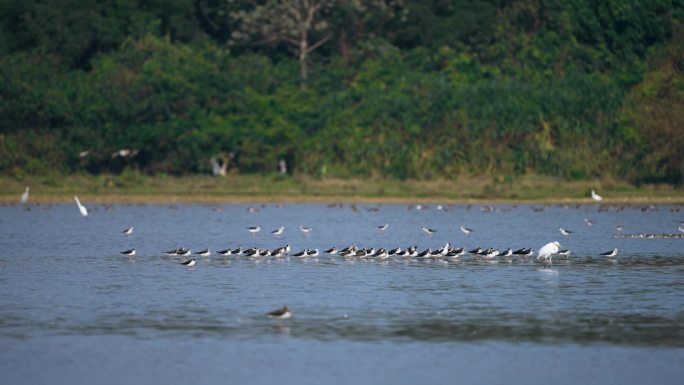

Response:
(1, 0), (683, 184)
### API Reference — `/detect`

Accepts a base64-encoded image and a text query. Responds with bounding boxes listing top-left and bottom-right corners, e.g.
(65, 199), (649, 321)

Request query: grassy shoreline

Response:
(2, 174), (683, 204)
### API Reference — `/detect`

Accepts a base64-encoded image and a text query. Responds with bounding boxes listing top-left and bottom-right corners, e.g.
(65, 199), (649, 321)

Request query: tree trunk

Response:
(299, 36), (308, 88)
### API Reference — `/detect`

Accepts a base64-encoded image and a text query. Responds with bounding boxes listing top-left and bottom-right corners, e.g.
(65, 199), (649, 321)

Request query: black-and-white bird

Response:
(248, 226), (261, 234)
(460, 225), (473, 235)
(120, 248), (136, 256)
(267, 305), (291, 319)
(469, 247), (483, 255)
(497, 248), (512, 257)
(377, 224), (389, 231)
(196, 249), (211, 257)
(584, 218), (594, 226)
(181, 259), (196, 267)
(557, 249), (571, 257)
(559, 227), (572, 236)
(599, 248), (618, 257)
(422, 227), (437, 236)
(271, 226), (285, 236)
(325, 247), (338, 255)
(299, 225), (313, 234)
(218, 249), (232, 256)
(122, 226), (134, 235)
(678, 226), (684, 233)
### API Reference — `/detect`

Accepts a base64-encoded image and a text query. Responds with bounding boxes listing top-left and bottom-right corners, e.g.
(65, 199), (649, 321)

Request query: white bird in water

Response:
(248, 226), (261, 234)
(181, 259), (196, 267)
(271, 226), (285, 236)
(599, 248), (618, 257)
(591, 189), (603, 201)
(678, 226), (684, 233)
(460, 225), (473, 235)
(377, 224), (389, 231)
(422, 227), (437, 236)
(122, 226), (134, 235)
(537, 241), (561, 266)
(120, 248), (136, 256)
(20, 186), (29, 204)
(74, 196), (88, 216)
(299, 225), (312, 234)
(559, 227), (572, 236)
(584, 218), (594, 226)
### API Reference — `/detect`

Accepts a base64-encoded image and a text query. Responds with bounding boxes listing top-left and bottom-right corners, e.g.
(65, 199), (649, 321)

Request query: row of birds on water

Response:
(119, 242), (620, 268)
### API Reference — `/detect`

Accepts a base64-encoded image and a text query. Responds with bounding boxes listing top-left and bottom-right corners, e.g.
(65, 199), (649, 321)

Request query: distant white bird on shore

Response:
(591, 190), (603, 201)
(74, 196), (88, 216)
(123, 226), (134, 235)
(20, 186), (29, 204)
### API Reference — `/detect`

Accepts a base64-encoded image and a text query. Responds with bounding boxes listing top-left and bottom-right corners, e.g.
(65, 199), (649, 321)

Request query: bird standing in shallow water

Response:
(267, 306), (291, 319)
(422, 227), (437, 236)
(74, 196), (88, 217)
(559, 227), (573, 236)
(20, 186), (29, 204)
(599, 248), (618, 257)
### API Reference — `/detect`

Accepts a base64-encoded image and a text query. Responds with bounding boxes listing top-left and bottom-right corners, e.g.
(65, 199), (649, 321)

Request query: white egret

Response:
(74, 196), (88, 216)
(20, 186), (29, 204)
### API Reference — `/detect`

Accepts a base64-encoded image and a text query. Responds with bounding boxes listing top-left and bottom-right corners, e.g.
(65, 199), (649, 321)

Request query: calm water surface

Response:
(1, 202), (683, 384)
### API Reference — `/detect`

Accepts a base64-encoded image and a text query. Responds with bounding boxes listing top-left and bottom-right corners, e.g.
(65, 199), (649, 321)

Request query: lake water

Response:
(1, 202), (683, 384)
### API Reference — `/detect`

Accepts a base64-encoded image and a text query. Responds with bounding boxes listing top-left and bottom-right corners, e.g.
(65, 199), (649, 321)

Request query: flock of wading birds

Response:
(17, 187), (684, 270)
(16, 187), (684, 319)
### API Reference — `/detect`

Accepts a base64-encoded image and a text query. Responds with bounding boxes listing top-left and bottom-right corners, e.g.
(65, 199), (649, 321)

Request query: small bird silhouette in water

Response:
(267, 305), (291, 319)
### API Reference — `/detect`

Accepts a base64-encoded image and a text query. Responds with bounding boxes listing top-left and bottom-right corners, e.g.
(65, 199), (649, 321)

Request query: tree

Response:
(230, 0), (336, 86)
(229, 0), (405, 87)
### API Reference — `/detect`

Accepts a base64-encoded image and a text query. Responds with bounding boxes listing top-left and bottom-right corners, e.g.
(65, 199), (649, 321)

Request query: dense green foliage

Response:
(1, 0), (683, 183)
